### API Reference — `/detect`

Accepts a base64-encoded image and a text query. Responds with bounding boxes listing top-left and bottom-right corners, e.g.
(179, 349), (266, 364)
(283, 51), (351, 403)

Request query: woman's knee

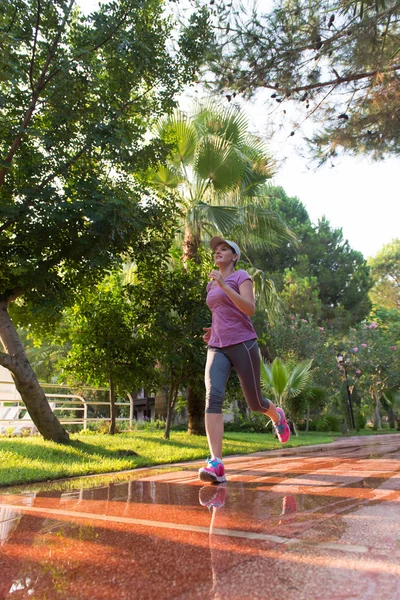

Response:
(205, 387), (224, 414)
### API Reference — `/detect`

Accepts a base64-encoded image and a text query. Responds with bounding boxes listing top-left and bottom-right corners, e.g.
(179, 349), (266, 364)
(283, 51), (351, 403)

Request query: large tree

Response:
(60, 274), (157, 435)
(205, 0), (400, 161)
(0, 0), (210, 442)
(344, 312), (400, 429)
(250, 188), (373, 328)
(369, 239), (400, 310)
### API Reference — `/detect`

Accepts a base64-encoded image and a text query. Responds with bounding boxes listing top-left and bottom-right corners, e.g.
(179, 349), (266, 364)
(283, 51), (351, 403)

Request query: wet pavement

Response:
(1, 434), (400, 600)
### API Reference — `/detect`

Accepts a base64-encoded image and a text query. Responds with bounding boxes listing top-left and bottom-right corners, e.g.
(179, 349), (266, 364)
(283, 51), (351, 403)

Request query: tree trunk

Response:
(182, 222), (206, 435)
(182, 221), (201, 264)
(109, 373), (116, 435)
(0, 300), (69, 443)
(187, 386), (205, 436)
(154, 385), (168, 420)
(164, 381), (174, 440)
(305, 405), (310, 434)
(164, 375), (180, 440)
(237, 397), (248, 418)
(387, 407), (396, 429)
(373, 393), (382, 430)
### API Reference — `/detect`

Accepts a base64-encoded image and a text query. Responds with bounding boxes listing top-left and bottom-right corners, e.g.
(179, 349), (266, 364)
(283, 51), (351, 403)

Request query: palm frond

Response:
(287, 360), (313, 398)
(148, 165), (183, 190)
(382, 390), (400, 408)
(195, 135), (245, 191)
(237, 205), (298, 251)
(271, 357), (290, 397)
(236, 140), (275, 197)
(189, 202), (240, 234)
(246, 267), (283, 320)
(192, 103), (249, 146)
(260, 358), (276, 399)
(155, 111), (198, 166)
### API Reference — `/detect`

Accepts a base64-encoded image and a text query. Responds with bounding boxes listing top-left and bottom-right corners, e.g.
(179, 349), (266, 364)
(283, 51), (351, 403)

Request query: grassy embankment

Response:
(0, 430), (336, 488)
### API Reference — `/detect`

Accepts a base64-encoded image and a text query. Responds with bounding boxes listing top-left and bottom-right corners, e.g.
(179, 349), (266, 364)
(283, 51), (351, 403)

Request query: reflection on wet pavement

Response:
(1, 435), (400, 599)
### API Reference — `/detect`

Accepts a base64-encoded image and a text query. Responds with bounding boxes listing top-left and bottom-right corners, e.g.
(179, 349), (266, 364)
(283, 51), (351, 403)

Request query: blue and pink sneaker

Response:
(273, 407), (291, 443)
(199, 484), (227, 510)
(198, 458), (227, 483)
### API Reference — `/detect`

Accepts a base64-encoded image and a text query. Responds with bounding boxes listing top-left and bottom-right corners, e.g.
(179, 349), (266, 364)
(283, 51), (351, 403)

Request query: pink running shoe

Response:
(198, 458), (226, 483)
(273, 407), (291, 443)
(199, 484), (227, 510)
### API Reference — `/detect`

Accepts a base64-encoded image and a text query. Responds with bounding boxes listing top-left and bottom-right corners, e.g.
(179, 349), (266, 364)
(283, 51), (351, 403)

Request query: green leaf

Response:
(193, 104), (249, 146)
(156, 112), (198, 166)
(195, 135), (245, 191)
(190, 202), (240, 233)
(260, 358), (274, 392)
(287, 360), (313, 398)
(271, 357), (290, 397)
(247, 267), (283, 319)
(149, 165), (183, 190)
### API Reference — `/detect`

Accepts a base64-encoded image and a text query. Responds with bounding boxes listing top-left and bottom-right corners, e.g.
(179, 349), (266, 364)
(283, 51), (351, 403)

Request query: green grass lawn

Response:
(0, 430), (338, 488)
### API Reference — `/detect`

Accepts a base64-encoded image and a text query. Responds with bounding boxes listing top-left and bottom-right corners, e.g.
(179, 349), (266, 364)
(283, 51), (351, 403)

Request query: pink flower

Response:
(290, 315), (295, 320)
(319, 327), (325, 332)
(361, 343), (367, 348)
(369, 322), (378, 329)
(392, 346), (397, 351)
(301, 319), (308, 323)
(356, 370), (361, 375)
(352, 347), (358, 352)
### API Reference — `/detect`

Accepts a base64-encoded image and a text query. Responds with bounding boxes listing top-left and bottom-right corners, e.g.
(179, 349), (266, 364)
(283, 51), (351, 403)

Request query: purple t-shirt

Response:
(206, 269), (257, 348)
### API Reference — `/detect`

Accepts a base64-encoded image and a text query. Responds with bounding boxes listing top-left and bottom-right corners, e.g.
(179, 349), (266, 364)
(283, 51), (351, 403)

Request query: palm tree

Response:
(147, 103), (297, 434)
(149, 103), (296, 264)
(260, 357), (313, 435)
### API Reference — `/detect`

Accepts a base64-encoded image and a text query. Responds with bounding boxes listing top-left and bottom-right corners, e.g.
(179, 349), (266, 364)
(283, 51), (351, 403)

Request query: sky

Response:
(78, 0), (399, 260)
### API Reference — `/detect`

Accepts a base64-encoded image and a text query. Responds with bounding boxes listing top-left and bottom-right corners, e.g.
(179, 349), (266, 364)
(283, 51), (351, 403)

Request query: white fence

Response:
(0, 380), (134, 433)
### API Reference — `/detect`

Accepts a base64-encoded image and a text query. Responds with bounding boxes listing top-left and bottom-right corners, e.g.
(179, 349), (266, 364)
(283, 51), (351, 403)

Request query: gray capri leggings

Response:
(205, 339), (271, 414)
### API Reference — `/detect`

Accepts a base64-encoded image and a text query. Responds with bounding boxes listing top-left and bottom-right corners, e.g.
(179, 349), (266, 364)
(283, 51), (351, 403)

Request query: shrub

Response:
(316, 414), (341, 432)
(224, 412), (271, 433)
(355, 411), (367, 430)
(296, 420), (317, 432)
(134, 419), (165, 431)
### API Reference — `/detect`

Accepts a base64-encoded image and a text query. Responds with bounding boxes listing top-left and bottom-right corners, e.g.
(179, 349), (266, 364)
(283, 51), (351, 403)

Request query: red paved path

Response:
(1, 434), (400, 599)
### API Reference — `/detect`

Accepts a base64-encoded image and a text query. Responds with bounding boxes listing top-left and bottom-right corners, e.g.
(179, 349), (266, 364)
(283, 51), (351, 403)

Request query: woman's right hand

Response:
(203, 327), (211, 343)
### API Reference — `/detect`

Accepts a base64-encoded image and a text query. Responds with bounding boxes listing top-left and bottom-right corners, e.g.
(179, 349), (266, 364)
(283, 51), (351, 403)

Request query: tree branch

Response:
(6, 5), (19, 34)
(0, 0), (76, 187)
(0, 351), (15, 371)
(289, 84), (338, 137)
(263, 63), (400, 95)
(30, 0), (41, 92)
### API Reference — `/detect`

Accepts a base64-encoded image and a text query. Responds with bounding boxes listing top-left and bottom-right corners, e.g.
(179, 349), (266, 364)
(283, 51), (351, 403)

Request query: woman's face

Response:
(214, 242), (237, 267)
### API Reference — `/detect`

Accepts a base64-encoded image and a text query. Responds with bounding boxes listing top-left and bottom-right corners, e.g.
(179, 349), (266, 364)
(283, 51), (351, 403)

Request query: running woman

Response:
(198, 237), (290, 484)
